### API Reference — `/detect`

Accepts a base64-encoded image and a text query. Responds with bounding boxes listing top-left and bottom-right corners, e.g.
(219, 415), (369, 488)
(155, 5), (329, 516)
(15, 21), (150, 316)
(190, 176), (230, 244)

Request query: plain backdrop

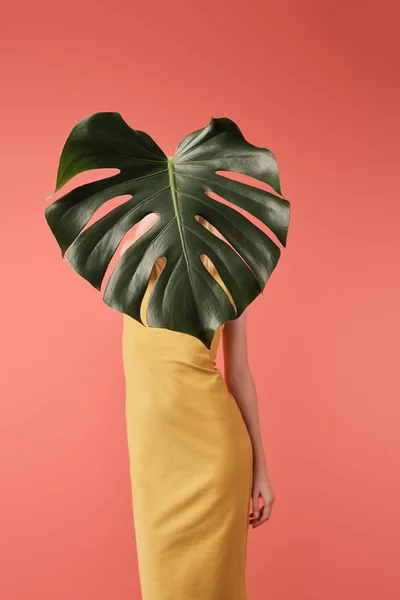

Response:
(1, 1), (399, 598)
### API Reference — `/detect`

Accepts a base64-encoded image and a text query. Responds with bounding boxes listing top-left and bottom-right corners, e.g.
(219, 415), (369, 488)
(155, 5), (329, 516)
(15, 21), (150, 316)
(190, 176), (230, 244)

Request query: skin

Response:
(120, 213), (275, 529)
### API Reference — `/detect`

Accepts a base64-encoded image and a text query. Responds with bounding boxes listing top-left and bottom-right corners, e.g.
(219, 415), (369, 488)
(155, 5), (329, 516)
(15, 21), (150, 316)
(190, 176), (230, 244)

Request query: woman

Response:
(120, 212), (275, 600)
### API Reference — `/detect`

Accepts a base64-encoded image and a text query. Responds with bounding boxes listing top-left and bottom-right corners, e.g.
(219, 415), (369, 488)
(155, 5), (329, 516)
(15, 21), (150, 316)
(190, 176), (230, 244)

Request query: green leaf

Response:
(44, 112), (290, 348)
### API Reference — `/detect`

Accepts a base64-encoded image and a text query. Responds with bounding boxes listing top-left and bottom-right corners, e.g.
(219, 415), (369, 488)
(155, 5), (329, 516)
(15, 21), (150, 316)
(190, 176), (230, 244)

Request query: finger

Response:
(253, 502), (274, 527)
(250, 504), (263, 522)
(257, 508), (271, 526)
(258, 492), (275, 520)
(251, 493), (261, 520)
(251, 506), (264, 527)
(252, 505), (272, 527)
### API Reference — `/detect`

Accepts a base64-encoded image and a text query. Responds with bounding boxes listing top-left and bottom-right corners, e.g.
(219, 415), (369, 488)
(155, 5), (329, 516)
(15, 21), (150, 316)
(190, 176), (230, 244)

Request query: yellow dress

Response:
(122, 272), (253, 600)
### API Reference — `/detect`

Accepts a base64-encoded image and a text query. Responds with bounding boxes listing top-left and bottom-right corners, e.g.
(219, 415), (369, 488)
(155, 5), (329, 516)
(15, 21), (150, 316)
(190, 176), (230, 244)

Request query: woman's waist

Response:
(122, 322), (218, 368)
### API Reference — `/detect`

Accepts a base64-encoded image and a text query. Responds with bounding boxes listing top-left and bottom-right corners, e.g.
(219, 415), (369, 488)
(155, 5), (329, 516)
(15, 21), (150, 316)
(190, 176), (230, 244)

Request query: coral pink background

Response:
(1, 1), (399, 598)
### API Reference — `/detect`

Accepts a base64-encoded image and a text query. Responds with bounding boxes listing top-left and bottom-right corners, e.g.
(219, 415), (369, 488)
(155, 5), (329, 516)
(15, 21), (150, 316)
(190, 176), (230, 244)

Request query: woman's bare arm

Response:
(223, 312), (275, 527)
(223, 311), (266, 465)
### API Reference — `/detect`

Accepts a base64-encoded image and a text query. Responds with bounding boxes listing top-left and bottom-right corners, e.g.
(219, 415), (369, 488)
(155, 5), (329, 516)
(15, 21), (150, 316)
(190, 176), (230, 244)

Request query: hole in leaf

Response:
(204, 190), (281, 247)
(102, 212), (161, 290)
(199, 253), (236, 313)
(140, 255), (167, 325)
(216, 170), (282, 196)
(195, 208), (265, 288)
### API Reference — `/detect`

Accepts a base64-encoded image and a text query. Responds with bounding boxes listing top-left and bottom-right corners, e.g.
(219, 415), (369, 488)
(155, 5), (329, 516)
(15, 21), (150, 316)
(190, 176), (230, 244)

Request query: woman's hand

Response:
(249, 460), (275, 528)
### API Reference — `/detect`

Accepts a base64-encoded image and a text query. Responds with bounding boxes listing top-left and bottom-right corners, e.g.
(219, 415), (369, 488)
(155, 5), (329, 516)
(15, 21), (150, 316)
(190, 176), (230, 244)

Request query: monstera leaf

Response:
(44, 112), (290, 348)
